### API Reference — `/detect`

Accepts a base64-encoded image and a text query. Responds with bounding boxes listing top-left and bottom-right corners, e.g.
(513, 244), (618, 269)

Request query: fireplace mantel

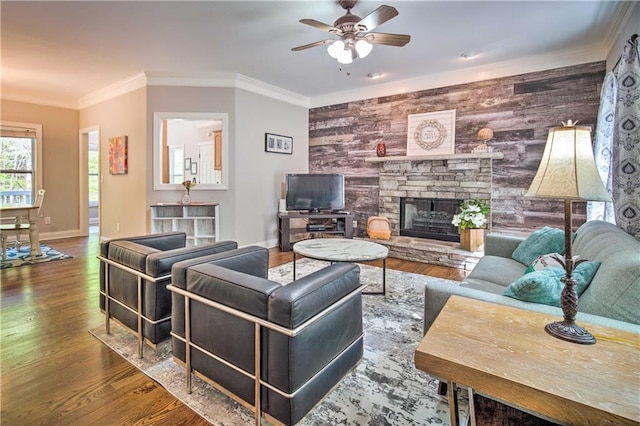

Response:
(365, 152), (504, 163)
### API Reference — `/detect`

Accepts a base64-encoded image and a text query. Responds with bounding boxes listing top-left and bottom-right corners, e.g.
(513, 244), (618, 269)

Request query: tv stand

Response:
(278, 211), (354, 251)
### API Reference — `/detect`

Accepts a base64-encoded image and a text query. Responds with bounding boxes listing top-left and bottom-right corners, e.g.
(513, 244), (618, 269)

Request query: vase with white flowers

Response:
(182, 180), (196, 204)
(452, 199), (490, 251)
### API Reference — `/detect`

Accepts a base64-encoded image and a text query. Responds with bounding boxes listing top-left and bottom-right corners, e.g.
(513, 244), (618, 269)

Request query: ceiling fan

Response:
(291, 0), (411, 65)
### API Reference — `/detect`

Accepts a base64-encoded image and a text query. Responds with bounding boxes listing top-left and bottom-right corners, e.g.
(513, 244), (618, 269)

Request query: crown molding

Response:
(77, 72), (147, 109)
(77, 71), (310, 109)
(145, 72), (310, 108)
(4, 71), (312, 110)
(233, 74), (309, 108)
(309, 47), (606, 108)
(601, 1), (638, 58)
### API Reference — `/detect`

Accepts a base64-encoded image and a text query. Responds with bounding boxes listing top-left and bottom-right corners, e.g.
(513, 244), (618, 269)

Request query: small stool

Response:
(367, 216), (391, 240)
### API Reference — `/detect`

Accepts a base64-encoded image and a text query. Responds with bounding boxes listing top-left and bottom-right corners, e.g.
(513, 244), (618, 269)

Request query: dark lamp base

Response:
(545, 320), (596, 345)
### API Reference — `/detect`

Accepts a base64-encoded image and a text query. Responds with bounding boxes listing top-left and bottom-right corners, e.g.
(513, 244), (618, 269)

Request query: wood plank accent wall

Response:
(309, 62), (605, 236)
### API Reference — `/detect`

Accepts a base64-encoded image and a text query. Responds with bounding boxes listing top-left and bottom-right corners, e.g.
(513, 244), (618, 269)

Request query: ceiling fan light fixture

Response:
(328, 40), (345, 59)
(355, 39), (373, 58)
(293, 3), (410, 64)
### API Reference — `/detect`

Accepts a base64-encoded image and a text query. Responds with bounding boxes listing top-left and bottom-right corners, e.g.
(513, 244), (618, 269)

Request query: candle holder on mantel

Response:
(376, 142), (387, 157)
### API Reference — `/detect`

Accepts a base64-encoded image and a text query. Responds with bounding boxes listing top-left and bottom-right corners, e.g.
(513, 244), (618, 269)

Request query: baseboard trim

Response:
(39, 229), (84, 241)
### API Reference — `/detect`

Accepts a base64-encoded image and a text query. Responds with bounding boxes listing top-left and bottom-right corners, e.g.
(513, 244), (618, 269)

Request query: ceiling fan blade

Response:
(300, 19), (339, 33)
(356, 5), (398, 32)
(291, 39), (333, 51)
(366, 32), (411, 47)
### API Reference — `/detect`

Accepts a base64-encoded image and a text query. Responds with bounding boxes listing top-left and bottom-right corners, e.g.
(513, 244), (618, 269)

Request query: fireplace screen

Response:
(400, 198), (460, 242)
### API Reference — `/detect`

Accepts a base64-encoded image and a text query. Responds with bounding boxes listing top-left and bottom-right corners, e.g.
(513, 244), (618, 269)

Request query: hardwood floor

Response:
(0, 234), (467, 424)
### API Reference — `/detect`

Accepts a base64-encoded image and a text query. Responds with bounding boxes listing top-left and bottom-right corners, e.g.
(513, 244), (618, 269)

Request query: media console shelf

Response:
(151, 203), (219, 246)
(278, 211), (354, 251)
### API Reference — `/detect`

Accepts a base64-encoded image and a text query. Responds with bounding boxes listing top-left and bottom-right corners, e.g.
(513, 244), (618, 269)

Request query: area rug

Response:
(0, 243), (73, 269)
(89, 259), (469, 425)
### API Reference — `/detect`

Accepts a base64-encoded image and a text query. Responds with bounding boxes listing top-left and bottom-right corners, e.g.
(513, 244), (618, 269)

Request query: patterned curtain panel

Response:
(613, 35), (640, 239)
(587, 71), (616, 223)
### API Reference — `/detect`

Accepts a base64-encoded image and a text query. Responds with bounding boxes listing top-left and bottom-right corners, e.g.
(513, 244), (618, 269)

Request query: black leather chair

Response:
(169, 246), (364, 425)
(98, 232), (237, 357)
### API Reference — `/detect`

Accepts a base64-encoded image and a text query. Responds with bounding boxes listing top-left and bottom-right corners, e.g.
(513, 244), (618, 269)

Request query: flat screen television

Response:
(285, 173), (345, 213)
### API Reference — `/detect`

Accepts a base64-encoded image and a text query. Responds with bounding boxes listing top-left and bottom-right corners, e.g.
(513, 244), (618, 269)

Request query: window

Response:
(168, 146), (184, 184)
(0, 122), (42, 205)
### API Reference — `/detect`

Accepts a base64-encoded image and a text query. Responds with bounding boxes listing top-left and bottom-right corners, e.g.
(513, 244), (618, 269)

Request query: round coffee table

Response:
(292, 239), (389, 295)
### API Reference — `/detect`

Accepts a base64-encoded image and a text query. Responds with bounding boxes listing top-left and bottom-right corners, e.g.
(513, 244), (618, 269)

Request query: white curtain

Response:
(589, 35), (640, 239)
(613, 36), (640, 239)
(587, 71), (616, 223)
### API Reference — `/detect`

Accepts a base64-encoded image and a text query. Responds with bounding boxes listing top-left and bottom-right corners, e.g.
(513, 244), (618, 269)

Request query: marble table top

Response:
(293, 238), (389, 262)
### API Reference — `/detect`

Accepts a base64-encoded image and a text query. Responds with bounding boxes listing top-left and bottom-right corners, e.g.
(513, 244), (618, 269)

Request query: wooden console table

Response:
(414, 296), (640, 426)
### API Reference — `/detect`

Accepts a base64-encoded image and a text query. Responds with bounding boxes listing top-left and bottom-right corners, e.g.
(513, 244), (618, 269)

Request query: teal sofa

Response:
(423, 220), (640, 334)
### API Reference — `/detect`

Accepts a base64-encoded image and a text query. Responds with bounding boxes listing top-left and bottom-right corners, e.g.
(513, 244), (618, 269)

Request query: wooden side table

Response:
(414, 296), (640, 425)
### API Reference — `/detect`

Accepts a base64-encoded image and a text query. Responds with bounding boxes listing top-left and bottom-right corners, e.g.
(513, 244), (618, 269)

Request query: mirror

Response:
(153, 112), (228, 190)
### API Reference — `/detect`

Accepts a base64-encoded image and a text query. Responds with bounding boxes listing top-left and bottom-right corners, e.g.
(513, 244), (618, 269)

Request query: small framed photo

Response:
(265, 133), (293, 155)
(185, 158), (192, 170)
(191, 162), (198, 175)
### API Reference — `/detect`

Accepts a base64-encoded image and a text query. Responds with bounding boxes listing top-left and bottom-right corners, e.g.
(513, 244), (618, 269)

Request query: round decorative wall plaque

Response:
(413, 120), (447, 150)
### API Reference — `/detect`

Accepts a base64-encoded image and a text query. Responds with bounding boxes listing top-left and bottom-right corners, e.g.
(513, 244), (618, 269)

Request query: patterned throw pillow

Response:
(503, 261), (601, 307)
(524, 252), (565, 274)
(512, 226), (565, 266)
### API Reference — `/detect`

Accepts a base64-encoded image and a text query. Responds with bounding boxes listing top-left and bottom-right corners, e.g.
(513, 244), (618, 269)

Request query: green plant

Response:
(452, 199), (490, 229)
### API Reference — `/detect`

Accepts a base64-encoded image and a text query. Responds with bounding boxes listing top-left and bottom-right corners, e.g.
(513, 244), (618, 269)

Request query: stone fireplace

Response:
(369, 152), (503, 236)
(365, 152), (504, 268)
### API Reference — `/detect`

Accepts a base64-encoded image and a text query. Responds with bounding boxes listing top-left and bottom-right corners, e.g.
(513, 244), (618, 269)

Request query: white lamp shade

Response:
(526, 125), (611, 202)
(337, 47), (353, 64)
(355, 40), (373, 58)
(327, 40), (345, 59)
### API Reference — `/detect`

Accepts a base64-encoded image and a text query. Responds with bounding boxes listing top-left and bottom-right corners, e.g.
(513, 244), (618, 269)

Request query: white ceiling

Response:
(0, 1), (633, 109)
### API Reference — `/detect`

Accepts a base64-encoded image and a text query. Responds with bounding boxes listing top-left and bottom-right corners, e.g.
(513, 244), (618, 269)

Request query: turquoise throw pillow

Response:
(512, 226), (565, 265)
(503, 261), (601, 307)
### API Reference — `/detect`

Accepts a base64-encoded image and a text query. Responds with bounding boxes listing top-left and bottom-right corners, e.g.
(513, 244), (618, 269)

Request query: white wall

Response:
(79, 88), (147, 239)
(145, 86), (308, 247)
(146, 86), (237, 241)
(1, 99), (80, 240)
(234, 89), (308, 247)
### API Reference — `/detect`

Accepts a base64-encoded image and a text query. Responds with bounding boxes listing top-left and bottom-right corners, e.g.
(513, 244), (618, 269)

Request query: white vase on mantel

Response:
(182, 194), (191, 205)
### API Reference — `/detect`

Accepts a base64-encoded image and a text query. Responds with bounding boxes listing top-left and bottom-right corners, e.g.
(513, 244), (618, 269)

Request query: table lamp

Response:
(526, 120), (611, 344)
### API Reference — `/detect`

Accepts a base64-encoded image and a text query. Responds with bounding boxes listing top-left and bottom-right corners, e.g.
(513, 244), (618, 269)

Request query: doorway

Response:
(79, 126), (100, 236)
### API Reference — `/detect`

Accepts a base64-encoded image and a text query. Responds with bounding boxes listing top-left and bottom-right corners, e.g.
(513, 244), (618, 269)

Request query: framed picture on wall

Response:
(265, 133), (293, 154)
(191, 162), (198, 175)
(108, 135), (128, 174)
(407, 110), (456, 156)
(185, 158), (192, 170)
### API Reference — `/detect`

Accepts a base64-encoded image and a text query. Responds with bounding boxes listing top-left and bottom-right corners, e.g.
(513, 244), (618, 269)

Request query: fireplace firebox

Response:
(399, 198), (460, 242)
